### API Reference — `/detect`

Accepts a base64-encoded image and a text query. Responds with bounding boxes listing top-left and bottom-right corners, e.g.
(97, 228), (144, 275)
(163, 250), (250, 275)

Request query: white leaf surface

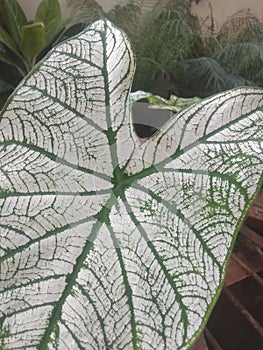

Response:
(0, 19), (262, 350)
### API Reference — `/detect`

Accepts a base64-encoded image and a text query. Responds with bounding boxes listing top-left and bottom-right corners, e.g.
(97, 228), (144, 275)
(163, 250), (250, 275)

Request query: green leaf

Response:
(0, 20), (262, 349)
(131, 90), (201, 113)
(20, 22), (46, 59)
(35, 0), (61, 24)
(171, 57), (255, 98)
(47, 16), (74, 45)
(0, 0), (27, 46)
(0, 25), (23, 59)
(35, 0), (71, 45)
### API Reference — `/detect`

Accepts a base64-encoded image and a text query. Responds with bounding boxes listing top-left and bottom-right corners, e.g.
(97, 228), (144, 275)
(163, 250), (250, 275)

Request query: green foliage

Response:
(0, 0), (72, 95)
(169, 9), (263, 97)
(66, 2), (263, 97)
(0, 19), (262, 349)
(131, 90), (201, 112)
(20, 22), (46, 60)
(169, 57), (255, 98)
(213, 43), (263, 84)
(67, 0), (201, 91)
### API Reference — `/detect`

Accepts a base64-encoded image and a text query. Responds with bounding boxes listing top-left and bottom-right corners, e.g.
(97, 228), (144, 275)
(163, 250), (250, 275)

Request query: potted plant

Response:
(0, 0), (73, 108)
(168, 9), (263, 98)
(66, 0), (201, 93)
(0, 19), (262, 349)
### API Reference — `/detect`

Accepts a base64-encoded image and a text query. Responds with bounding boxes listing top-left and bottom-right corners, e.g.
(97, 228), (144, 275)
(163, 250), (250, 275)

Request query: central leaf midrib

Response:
(101, 24), (122, 189)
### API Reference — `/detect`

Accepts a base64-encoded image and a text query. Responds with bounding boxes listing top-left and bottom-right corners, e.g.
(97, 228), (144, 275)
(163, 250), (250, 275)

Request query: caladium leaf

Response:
(0, 19), (263, 350)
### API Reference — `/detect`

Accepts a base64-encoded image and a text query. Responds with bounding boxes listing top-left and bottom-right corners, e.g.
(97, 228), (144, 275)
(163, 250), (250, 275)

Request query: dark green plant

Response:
(169, 57), (255, 98)
(67, 0), (201, 92)
(213, 43), (263, 85)
(169, 9), (263, 97)
(0, 0), (72, 94)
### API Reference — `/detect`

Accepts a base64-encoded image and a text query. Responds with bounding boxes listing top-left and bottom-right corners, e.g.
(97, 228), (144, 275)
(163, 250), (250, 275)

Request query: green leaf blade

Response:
(35, 0), (70, 45)
(0, 0), (27, 45)
(0, 19), (262, 350)
(20, 22), (46, 59)
(0, 25), (22, 59)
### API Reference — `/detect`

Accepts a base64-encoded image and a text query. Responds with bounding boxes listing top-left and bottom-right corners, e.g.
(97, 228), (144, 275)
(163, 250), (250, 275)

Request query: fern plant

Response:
(169, 9), (263, 97)
(66, 0), (201, 91)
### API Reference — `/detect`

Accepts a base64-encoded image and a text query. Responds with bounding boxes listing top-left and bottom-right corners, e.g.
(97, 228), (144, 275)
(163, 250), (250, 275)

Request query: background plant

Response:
(169, 8), (263, 97)
(66, 1), (263, 98)
(66, 0), (202, 92)
(0, 0), (72, 95)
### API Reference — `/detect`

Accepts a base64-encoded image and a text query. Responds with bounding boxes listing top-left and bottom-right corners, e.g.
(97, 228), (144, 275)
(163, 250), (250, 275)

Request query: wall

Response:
(18, 0), (263, 26)
(18, 0), (71, 19)
(191, 0), (263, 31)
(96, 0), (128, 12)
(17, 0), (126, 20)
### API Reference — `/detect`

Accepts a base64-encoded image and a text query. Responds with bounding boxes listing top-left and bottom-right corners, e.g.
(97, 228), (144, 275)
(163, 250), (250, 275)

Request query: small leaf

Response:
(0, 0), (27, 46)
(0, 25), (22, 59)
(35, 0), (69, 45)
(35, 0), (61, 24)
(47, 16), (74, 46)
(20, 22), (46, 59)
(0, 19), (262, 350)
(131, 90), (200, 113)
(130, 90), (152, 102)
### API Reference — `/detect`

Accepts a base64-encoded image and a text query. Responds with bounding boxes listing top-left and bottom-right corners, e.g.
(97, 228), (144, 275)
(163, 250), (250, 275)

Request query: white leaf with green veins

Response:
(0, 19), (262, 350)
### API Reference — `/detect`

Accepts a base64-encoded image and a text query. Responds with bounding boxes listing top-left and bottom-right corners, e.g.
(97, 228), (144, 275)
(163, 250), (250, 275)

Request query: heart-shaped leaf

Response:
(0, 20), (262, 349)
